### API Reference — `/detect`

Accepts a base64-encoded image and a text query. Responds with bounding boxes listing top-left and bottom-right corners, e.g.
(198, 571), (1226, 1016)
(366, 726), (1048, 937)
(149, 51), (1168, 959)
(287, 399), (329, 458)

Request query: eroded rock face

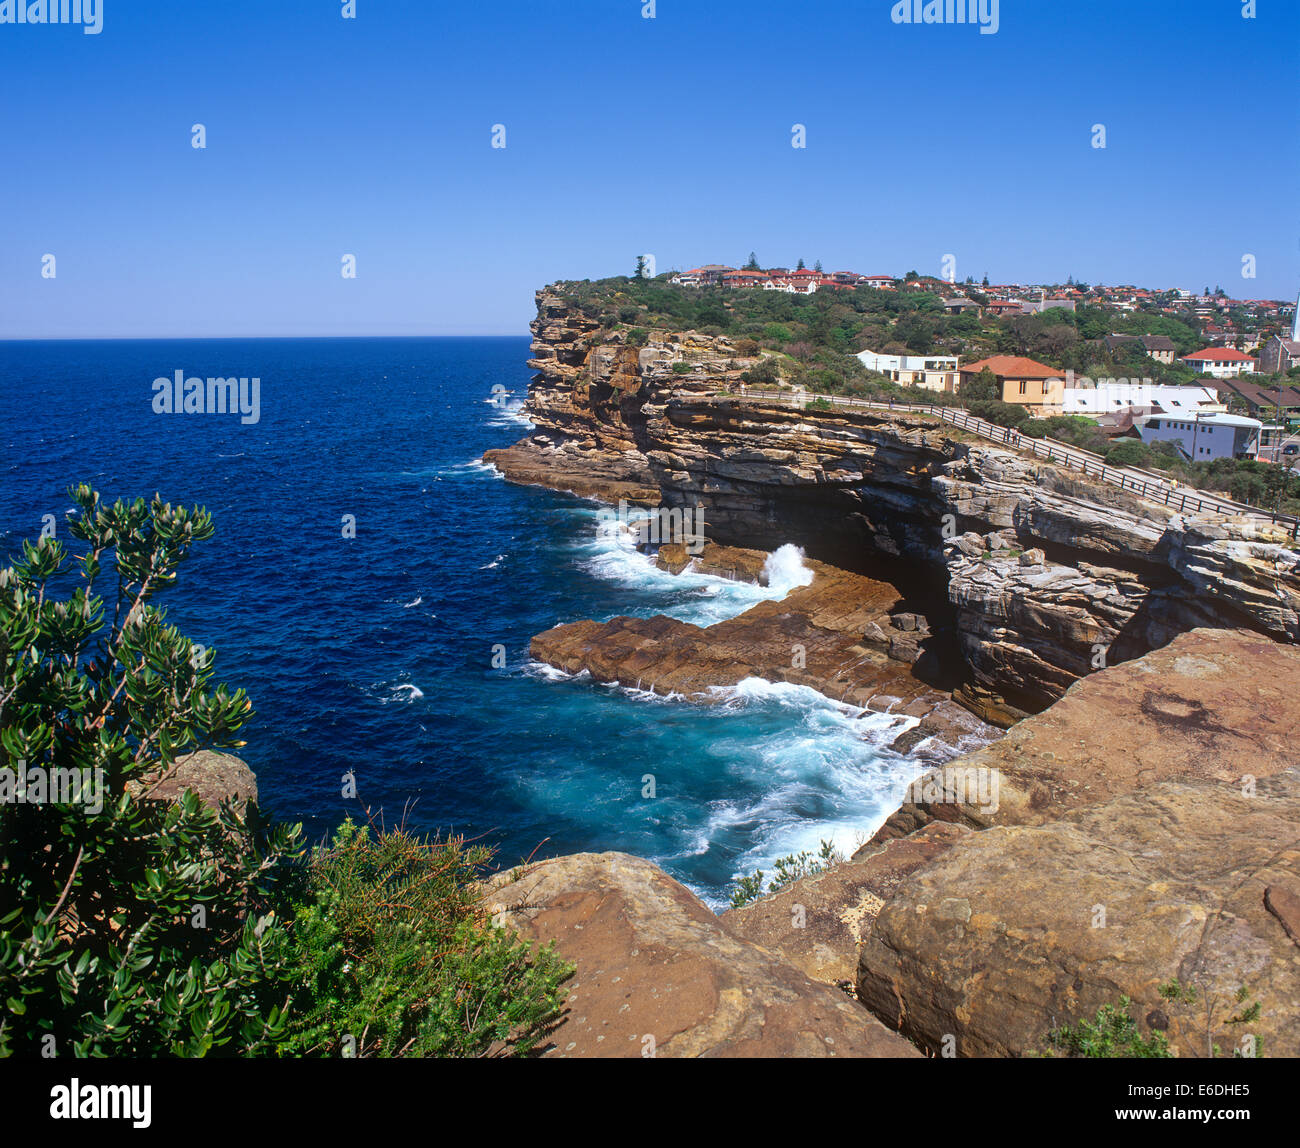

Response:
(722, 823), (970, 988)
(485, 287), (1300, 716)
(856, 767), (1300, 1059)
(869, 628), (1300, 840)
(482, 851), (920, 1058)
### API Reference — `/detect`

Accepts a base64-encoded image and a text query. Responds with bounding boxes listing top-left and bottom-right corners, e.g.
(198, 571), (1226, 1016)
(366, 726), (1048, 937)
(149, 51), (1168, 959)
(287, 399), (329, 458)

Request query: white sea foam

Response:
(387, 683), (425, 702)
(761, 543), (815, 594)
(423, 459), (504, 482)
(650, 678), (925, 907)
(485, 398), (535, 429)
(522, 660), (590, 683)
(568, 507), (814, 627)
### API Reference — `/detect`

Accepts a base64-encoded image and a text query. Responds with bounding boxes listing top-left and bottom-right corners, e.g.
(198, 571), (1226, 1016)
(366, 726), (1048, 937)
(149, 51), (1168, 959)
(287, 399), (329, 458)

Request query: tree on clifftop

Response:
(744, 252), (760, 270)
(634, 254), (648, 280)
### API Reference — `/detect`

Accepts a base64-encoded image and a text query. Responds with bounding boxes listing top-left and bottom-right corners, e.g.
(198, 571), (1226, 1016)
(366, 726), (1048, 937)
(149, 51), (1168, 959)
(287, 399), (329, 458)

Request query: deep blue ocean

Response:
(1, 337), (945, 907)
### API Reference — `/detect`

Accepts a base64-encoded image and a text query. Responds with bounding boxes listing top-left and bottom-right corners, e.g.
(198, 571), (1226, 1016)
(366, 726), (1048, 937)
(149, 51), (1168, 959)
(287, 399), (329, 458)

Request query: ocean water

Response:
(1, 337), (954, 907)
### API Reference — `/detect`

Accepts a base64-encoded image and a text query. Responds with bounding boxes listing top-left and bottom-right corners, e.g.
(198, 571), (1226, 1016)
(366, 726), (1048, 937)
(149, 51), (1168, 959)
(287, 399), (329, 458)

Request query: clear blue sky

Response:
(1, 0), (1296, 337)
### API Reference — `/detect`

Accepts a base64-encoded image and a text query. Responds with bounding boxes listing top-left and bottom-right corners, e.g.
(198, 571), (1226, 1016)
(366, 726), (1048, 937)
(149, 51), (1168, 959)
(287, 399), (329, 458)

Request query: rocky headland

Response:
(487, 287), (1300, 723)
(475, 285), (1300, 1057)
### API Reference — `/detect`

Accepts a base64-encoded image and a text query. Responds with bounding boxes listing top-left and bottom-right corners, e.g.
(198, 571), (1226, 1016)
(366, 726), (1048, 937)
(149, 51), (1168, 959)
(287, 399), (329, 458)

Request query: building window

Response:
(1019, 381), (1027, 395)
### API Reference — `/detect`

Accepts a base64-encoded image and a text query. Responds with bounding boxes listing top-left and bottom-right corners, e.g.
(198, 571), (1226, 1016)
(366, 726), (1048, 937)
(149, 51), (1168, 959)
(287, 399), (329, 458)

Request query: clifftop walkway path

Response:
(713, 387), (1300, 537)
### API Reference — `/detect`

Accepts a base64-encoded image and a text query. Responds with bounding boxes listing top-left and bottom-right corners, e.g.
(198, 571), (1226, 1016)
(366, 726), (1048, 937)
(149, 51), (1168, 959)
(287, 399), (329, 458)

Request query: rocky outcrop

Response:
(531, 557), (997, 754)
(855, 766), (1300, 1058)
(698, 626), (1300, 1057)
(722, 823), (970, 988)
(486, 286), (1300, 717)
(482, 851), (920, 1058)
(136, 749), (258, 812)
(869, 627), (1300, 839)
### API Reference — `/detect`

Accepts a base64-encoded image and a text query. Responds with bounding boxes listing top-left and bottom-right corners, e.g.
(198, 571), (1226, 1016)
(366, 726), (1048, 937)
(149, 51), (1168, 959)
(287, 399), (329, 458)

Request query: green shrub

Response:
(0, 486), (302, 1057)
(626, 328), (649, 347)
(672, 361), (694, 374)
(1103, 438), (1153, 468)
(967, 399), (1032, 428)
(729, 841), (843, 909)
(1043, 997), (1172, 1058)
(283, 819), (572, 1058)
(741, 357), (781, 385)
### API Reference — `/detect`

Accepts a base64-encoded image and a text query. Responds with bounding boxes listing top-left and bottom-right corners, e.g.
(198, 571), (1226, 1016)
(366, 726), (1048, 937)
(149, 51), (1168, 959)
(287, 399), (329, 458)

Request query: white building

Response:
(1179, 347), (1257, 378)
(856, 349), (959, 391)
(1134, 412), (1261, 461)
(1063, 382), (1223, 416)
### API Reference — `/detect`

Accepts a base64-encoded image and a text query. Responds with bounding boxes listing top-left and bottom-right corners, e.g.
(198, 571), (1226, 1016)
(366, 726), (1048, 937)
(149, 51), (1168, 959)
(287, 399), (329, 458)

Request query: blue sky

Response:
(1, 0), (1296, 337)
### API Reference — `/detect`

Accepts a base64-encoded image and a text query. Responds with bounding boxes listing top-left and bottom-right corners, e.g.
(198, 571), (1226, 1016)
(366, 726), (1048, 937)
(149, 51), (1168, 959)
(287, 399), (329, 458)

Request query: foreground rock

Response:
(484, 852), (919, 1058)
(870, 628), (1300, 840)
(135, 749), (258, 812)
(531, 558), (998, 756)
(723, 823), (969, 987)
(856, 767), (1300, 1058)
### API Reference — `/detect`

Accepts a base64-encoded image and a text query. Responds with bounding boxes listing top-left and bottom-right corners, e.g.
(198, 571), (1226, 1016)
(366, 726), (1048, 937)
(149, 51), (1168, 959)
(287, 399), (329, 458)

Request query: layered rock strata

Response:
(486, 287), (1300, 717)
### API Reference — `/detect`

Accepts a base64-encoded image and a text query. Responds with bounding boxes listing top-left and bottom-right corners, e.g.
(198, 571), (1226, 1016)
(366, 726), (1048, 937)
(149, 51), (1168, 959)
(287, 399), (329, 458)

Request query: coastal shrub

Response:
(729, 840), (843, 909)
(1157, 979), (1263, 1059)
(1102, 438), (1152, 468)
(966, 399), (1032, 428)
(672, 361), (694, 374)
(0, 486), (302, 1057)
(741, 357), (781, 385)
(626, 327), (649, 347)
(1042, 996), (1172, 1058)
(282, 819), (572, 1058)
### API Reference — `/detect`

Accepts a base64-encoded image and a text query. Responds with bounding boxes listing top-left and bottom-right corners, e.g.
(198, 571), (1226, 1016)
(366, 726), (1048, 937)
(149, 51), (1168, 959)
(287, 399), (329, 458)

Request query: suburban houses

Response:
(1063, 382), (1222, 416)
(855, 349), (960, 390)
(658, 262), (1300, 464)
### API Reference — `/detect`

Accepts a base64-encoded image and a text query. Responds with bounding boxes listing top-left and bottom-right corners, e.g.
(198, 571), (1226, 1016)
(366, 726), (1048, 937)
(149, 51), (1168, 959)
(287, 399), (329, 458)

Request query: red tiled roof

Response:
(1182, 347), (1255, 361)
(959, 355), (1063, 379)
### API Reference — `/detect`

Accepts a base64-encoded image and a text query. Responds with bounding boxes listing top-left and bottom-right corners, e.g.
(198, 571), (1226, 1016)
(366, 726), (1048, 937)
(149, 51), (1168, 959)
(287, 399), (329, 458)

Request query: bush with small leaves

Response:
(728, 840), (843, 909)
(1042, 997), (1172, 1059)
(282, 819), (572, 1057)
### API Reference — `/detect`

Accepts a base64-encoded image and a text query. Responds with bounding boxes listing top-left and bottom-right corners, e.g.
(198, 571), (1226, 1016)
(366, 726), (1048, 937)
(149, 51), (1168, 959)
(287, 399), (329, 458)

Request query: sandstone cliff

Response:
(486, 287), (1300, 721)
